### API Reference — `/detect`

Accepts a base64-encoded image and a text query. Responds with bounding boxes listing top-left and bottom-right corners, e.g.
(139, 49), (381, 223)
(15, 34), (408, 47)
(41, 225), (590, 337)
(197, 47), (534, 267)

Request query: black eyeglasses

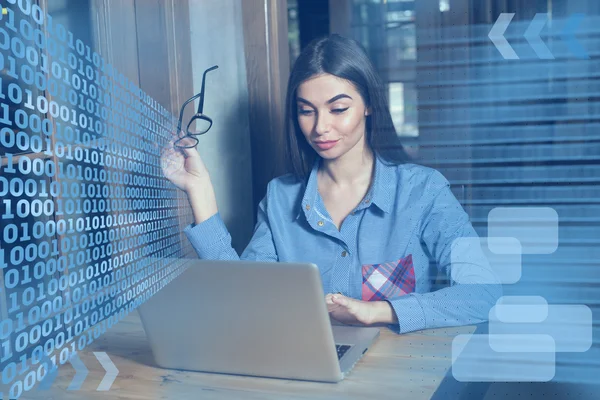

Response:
(173, 65), (219, 149)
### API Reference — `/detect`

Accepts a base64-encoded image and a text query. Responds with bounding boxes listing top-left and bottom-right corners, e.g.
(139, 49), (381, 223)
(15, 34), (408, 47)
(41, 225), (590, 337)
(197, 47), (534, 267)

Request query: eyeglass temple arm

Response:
(177, 92), (202, 132)
(198, 65), (219, 114)
(176, 65), (219, 132)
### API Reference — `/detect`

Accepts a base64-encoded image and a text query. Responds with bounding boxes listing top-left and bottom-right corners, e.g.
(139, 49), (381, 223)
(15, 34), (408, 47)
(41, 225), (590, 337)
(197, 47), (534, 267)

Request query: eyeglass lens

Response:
(173, 135), (199, 149)
(188, 117), (212, 135)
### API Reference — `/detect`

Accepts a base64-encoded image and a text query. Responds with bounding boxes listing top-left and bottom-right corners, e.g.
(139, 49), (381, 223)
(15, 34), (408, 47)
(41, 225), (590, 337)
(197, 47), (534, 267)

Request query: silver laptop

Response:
(138, 259), (380, 382)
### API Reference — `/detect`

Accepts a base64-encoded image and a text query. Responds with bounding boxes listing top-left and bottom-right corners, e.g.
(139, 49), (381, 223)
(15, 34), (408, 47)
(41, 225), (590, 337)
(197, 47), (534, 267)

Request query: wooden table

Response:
(21, 314), (477, 400)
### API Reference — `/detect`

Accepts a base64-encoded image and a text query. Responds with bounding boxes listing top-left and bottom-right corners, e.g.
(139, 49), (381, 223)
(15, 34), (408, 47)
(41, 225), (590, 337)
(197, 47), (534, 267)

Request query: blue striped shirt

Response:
(184, 153), (502, 333)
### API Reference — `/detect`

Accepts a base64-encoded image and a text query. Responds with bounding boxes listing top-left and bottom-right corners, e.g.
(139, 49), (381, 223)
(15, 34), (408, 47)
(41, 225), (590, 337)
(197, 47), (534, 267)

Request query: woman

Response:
(162, 34), (501, 334)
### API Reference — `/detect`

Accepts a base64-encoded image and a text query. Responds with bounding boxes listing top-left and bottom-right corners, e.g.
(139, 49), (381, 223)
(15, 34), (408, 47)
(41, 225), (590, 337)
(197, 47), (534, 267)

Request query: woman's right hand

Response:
(161, 136), (219, 224)
(161, 136), (211, 193)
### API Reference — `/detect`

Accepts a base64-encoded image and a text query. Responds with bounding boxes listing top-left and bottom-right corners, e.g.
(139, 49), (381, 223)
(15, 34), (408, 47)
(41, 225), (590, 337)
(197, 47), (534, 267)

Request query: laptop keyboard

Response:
(335, 344), (352, 360)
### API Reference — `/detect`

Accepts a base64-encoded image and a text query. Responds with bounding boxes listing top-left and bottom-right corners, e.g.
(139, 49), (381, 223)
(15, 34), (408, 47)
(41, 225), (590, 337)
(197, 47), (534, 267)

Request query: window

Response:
(349, 0), (419, 139)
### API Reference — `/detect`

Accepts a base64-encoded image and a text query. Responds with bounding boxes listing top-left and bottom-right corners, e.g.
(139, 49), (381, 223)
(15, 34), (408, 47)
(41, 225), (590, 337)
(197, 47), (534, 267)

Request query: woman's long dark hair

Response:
(284, 34), (410, 183)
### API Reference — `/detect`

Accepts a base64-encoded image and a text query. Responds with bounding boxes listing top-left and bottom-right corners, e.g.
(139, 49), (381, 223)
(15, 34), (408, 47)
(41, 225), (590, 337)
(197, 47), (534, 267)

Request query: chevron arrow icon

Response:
(561, 13), (589, 59)
(489, 13), (519, 59)
(94, 352), (119, 391)
(67, 353), (89, 391)
(524, 13), (554, 59)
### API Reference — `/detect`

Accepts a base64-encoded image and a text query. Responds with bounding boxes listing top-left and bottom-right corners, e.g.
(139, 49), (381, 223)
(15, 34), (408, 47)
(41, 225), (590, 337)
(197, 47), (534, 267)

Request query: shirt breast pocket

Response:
(361, 254), (415, 301)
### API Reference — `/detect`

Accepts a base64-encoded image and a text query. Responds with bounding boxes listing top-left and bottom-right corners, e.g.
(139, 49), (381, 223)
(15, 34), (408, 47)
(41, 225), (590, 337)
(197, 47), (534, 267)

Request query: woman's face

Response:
(296, 73), (370, 160)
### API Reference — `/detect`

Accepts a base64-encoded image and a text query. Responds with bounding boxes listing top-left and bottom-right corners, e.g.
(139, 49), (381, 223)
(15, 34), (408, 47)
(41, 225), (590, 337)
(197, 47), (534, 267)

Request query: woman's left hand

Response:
(325, 293), (378, 326)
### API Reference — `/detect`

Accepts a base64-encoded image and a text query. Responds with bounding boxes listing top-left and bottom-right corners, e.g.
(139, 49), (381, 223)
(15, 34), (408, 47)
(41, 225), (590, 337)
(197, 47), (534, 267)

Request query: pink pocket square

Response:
(362, 254), (415, 301)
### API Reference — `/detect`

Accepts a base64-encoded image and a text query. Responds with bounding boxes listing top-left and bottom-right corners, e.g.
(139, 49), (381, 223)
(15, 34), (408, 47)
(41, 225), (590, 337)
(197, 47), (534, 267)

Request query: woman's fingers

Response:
(181, 146), (200, 159)
(326, 295), (347, 314)
(327, 304), (343, 313)
(161, 148), (183, 174)
(332, 294), (349, 306)
(175, 136), (199, 157)
(326, 294), (342, 305)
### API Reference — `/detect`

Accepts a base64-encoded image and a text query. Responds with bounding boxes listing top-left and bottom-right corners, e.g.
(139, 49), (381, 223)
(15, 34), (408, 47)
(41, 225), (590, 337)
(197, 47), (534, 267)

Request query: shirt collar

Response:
(296, 153), (396, 220)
